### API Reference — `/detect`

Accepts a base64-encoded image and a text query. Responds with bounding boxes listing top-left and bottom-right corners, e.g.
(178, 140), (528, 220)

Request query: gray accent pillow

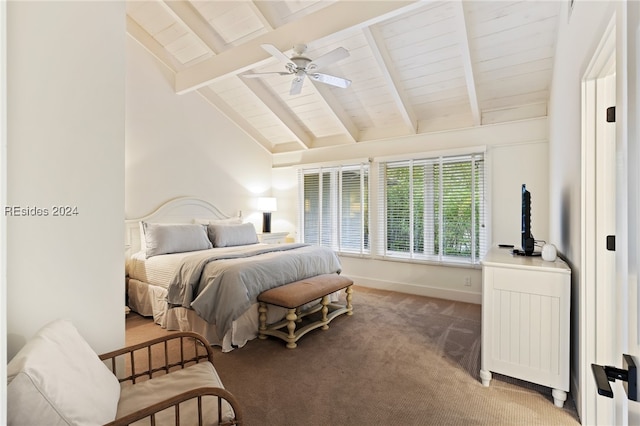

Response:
(143, 222), (212, 258)
(208, 223), (258, 247)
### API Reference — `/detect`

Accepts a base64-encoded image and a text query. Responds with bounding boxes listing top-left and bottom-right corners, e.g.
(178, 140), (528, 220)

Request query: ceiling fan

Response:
(243, 44), (352, 95)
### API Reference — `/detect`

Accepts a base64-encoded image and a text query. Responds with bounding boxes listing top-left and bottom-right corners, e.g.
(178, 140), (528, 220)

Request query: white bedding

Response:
(127, 276), (287, 351)
(124, 198), (344, 351)
(127, 252), (187, 288)
(126, 244), (340, 352)
(127, 244), (276, 287)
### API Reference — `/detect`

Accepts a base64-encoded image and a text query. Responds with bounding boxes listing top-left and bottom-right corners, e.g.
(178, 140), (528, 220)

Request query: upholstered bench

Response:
(258, 273), (353, 348)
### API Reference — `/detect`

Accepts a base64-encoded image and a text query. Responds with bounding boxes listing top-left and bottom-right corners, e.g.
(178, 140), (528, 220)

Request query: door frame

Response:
(581, 3), (640, 424)
(580, 12), (616, 425)
(618, 1), (640, 423)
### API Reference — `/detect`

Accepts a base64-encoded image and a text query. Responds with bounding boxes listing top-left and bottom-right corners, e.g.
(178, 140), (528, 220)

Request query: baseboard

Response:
(349, 275), (481, 305)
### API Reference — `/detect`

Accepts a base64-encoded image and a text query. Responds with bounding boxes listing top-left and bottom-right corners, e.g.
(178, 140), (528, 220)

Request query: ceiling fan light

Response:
(292, 57), (311, 68)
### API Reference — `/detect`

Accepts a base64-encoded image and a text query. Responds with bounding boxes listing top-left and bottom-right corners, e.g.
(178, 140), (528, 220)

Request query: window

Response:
(299, 163), (369, 254)
(378, 153), (486, 264)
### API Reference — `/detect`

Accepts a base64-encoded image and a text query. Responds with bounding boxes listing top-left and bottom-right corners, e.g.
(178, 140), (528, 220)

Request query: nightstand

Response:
(258, 232), (289, 244)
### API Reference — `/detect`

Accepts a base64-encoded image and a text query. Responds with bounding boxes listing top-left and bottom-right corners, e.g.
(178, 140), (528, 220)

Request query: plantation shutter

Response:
(378, 152), (486, 264)
(302, 173), (320, 245)
(299, 163), (369, 254)
(439, 158), (474, 258)
(384, 161), (411, 254)
(340, 166), (368, 252)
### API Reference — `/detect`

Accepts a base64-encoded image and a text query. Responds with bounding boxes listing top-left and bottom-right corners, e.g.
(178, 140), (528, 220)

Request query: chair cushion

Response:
(7, 319), (121, 425)
(116, 361), (235, 425)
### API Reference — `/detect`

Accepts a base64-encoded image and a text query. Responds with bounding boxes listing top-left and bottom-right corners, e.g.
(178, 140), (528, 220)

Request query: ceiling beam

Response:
(126, 16), (184, 72)
(250, 1), (280, 30)
(175, 1), (422, 94)
(453, 0), (481, 126)
(362, 26), (417, 134)
(310, 82), (359, 143)
(197, 87), (273, 154)
(247, 1), (275, 32)
(240, 76), (312, 150)
(214, 2), (274, 48)
(161, 1), (227, 54)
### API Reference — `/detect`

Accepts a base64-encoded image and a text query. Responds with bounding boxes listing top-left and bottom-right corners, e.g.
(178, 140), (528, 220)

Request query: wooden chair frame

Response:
(99, 332), (243, 426)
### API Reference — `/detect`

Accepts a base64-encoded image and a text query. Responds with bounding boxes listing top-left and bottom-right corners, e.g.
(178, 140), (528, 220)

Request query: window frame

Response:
(298, 161), (370, 256)
(376, 150), (487, 266)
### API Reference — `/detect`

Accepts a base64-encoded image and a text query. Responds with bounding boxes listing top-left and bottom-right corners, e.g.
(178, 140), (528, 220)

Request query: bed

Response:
(125, 197), (343, 352)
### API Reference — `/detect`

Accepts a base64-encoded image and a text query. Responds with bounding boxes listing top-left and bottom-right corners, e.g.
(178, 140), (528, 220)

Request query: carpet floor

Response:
(126, 285), (581, 425)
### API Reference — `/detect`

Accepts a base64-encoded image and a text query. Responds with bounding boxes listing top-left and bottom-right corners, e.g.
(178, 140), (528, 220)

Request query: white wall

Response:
(1, 1), (7, 420)
(125, 37), (272, 225)
(273, 118), (550, 303)
(5, 1), (126, 360)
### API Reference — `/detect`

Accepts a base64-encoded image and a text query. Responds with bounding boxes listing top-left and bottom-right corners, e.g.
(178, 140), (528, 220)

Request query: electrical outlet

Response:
(464, 276), (471, 286)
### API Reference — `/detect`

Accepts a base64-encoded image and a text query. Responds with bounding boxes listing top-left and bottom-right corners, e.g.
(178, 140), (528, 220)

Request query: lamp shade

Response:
(258, 197), (277, 212)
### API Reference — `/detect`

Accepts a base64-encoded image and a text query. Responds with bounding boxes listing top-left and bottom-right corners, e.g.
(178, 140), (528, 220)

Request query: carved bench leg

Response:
(258, 302), (268, 339)
(286, 308), (298, 349)
(346, 285), (354, 315)
(321, 296), (330, 330)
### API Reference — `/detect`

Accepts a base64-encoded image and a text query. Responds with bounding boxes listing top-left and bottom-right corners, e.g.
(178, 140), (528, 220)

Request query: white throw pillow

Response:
(7, 319), (121, 425)
(193, 217), (242, 226)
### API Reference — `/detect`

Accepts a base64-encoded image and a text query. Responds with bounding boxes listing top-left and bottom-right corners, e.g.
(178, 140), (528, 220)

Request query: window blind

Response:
(299, 163), (369, 254)
(378, 153), (486, 264)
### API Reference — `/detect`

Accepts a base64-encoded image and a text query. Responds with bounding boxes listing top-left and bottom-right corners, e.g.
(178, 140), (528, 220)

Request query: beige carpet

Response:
(126, 286), (581, 425)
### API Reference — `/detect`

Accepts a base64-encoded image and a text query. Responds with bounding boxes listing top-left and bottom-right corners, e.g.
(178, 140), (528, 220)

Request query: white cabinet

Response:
(258, 232), (289, 244)
(480, 247), (571, 408)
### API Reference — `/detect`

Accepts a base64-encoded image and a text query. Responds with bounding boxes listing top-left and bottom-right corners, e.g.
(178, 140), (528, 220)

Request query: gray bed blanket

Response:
(166, 243), (342, 339)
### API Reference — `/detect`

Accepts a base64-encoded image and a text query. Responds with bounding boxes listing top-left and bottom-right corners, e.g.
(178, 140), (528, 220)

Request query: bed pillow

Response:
(208, 222), (259, 247)
(193, 217), (242, 226)
(138, 221), (147, 255)
(7, 319), (121, 425)
(143, 222), (212, 258)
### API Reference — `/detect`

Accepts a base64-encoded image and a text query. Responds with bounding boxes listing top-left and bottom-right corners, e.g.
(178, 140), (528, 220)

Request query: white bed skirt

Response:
(127, 278), (336, 352)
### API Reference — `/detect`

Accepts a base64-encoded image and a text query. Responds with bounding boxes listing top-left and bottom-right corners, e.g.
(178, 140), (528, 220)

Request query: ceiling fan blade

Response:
(307, 47), (349, 71)
(261, 44), (294, 65)
(309, 73), (351, 89)
(290, 74), (305, 95)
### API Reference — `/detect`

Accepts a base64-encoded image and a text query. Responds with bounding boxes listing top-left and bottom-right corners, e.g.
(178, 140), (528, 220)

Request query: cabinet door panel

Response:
(483, 264), (569, 390)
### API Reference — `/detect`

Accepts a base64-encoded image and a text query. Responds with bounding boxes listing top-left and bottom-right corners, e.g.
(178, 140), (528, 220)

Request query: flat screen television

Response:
(521, 184), (536, 255)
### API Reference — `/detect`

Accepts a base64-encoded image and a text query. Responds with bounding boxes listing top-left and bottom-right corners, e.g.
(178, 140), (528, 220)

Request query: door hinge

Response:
(607, 106), (616, 123)
(592, 354), (638, 401)
(607, 235), (616, 251)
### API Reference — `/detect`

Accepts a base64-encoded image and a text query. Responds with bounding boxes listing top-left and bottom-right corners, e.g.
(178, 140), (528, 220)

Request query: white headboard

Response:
(125, 197), (239, 255)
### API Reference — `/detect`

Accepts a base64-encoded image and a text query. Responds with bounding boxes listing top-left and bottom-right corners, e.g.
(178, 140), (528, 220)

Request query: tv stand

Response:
(481, 247), (571, 407)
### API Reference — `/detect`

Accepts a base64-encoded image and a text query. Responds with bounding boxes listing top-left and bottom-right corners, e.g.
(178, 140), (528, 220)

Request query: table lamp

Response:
(258, 197), (277, 233)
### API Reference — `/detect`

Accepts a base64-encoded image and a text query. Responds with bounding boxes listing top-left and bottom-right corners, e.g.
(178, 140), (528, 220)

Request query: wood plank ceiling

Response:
(126, 1), (561, 154)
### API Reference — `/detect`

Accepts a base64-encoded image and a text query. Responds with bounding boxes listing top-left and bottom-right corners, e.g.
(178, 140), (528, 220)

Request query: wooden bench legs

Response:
(258, 285), (353, 349)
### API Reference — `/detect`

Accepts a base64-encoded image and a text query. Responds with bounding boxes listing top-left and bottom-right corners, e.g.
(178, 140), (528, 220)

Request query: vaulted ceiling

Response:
(126, 1), (561, 154)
